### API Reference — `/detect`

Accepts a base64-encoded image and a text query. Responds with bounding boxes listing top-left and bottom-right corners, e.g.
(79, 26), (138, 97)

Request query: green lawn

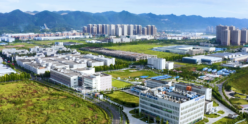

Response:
(204, 114), (220, 118)
(112, 79), (133, 88)
(218, 110), (225, 114)
(0, 81), (109, 124)
(213, 100), (219, 107)
(230, 98), (248, 105)
(195, 118), (209, 124)
(234, 94), (247, 99)
(229, 69), (248, 94)
(105, 91), (139, 107)
(106, 69), (159, 78)
(213, 117), (234, 124)
(105, 44), (179, 58)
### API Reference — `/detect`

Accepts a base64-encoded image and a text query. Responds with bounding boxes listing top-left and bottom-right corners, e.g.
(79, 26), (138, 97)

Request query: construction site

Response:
(80, 47), (157, 61)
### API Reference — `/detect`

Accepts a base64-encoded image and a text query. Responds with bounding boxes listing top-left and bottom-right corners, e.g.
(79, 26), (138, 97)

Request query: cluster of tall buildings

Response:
(206, 26), (214, 34)
(83, 24), (157, 36)
(216, 25), (248, 46)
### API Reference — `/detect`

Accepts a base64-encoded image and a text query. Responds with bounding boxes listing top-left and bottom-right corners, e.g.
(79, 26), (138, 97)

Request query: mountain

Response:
(1, 9), (248, 34)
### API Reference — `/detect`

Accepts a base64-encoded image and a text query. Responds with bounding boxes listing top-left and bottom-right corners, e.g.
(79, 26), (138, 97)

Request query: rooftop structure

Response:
(16, 53), (115, 75)
(80, 47), (157, 61)
(147, 57), (174, 70)
(153, 45), (215, 55)
(139, 82), (213, 124)
(207, 52), (248, 59)
(0, 64), (16, 76)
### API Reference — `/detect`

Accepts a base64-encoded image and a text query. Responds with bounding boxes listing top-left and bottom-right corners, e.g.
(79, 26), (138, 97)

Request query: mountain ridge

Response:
(0, 9), (248, 34)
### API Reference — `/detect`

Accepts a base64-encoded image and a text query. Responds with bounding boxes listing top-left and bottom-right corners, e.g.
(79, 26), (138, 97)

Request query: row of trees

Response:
(0, 72), (31, 82)
(95, 63), (129, 72)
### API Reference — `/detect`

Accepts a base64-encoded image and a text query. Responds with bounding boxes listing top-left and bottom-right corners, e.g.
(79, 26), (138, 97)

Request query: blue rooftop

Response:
(140, 76), (149, 78)
(151, 75), (172, 80)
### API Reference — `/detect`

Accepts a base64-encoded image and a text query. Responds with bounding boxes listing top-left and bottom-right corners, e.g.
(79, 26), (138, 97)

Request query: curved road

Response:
(217, 79), (234, 107)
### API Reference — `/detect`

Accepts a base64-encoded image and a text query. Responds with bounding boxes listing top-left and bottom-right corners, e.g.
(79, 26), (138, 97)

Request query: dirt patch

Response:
(89, 108), (93, 111)
(101, 119), (107, 124)
(33, 90), (38, 93)
(5, 45), (25, 48)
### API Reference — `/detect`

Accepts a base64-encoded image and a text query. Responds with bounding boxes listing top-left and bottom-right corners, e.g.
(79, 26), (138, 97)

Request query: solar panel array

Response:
(151, 75), (172, 80)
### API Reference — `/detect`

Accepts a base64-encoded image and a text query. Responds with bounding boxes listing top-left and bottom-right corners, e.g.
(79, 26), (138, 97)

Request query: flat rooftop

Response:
(183, 55), (222, 61)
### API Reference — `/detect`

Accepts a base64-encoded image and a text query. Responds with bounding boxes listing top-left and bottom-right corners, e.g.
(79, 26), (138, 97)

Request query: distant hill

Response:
(1, 9), (248, 34)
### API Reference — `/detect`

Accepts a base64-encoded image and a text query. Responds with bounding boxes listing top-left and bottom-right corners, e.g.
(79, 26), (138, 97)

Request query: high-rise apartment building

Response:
(83, 26), (87, 33)
(128, 24), (134, 36)
(102, 24), (106, 34)
(91, 26), (97, 35)
(146, 25), (151, 35)
(105, 24), (110, 35)
(143, 27), (147, 35)
(115, 24), (121, 36)
(151, 25), (157, 36)
(97, 24), (102, 34)
(87, 24), (92, 34)
(221, 29), (230, 46)
(216, 25), (223, 44)
(137, 25), (142, 35)
(110, 24), (115, 36)
(122, 24), (128, 36)
(116, 26), (122, 37)
(231, 29), (241, 46)
(241, 29), (248, 44)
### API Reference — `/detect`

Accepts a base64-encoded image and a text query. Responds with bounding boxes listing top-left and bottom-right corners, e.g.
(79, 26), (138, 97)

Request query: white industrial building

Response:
(208, 52), (248, 59)
(0, 37), (15, 42)
(110, 38), (131, 43)
(182, 55), (222, 65)
(2, 48), (30, 57)
(16, 53), (115, 75)
(157, 36), (183, 40)
(147, 57), (174, 70)
(83, 73), (112, 91)
(130, 35), (154, 41)
(0, 64), (16, 76)
(139, 82), (213, 124)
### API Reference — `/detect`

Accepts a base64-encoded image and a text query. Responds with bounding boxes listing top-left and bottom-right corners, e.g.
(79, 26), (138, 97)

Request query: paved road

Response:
(206, 99), (235, 124)
(217, 80), (234, 107)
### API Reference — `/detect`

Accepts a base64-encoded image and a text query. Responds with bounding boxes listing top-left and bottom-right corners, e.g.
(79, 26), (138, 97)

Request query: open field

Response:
(213, 117), (234, 124)
(230, 98), (248, 105)
(30, 39), (88, 46)
(112, 79), (133, 88)
(0, 81), (108, 124)
(0, 42), (37, 50)
(105, 91), (139, 107)
(105, 44), (179, 58)
(106, 69), (159, 78)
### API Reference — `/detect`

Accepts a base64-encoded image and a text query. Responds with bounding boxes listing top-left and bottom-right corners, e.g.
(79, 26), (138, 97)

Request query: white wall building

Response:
(148, 57), (174, 70)
(83, 73), (112, 91)
(130, 35), (154, 41)
(0, 64), (16, 76)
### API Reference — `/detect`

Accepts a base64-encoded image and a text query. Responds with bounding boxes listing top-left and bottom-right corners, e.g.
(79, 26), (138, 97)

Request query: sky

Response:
(1, 0), (248, 18)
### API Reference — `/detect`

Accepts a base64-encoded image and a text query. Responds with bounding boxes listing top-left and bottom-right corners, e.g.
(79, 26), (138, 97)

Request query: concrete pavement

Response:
(206, 99), (236, 124)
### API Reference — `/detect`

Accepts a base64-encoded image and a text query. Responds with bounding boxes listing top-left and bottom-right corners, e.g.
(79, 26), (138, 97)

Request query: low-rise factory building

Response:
(182, 55), (222, 65)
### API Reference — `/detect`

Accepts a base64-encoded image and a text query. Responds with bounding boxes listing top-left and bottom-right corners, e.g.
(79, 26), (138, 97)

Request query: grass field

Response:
(112, 79), (133, 88)
(106, 69), (159, 78)
(105, 44), (179, 58)
(213, 117), (234, 124)
(213, 100), (219, 107)
(0, 42), (37, 50)
(0, 81), (108, 124)
(218, 110), (225, 114)
(105, 91), (139, 107)
(234, 94), (247, 99)
(229, 69), (248, 94)
(204, 114), (220, 118)
(230, 98), (248, 105)
(31, 39), (87, 46)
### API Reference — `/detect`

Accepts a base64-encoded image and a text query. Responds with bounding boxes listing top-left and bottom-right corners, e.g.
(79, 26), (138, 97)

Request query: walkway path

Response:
(206, 100), (236, 124)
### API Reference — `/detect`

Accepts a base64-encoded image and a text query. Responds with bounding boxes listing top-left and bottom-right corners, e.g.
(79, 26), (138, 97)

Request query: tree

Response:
(225, 85), (232, 91)
(242, 90), (246, 94)
(166, 120), (169, 124)
(160, 118), (163, 124)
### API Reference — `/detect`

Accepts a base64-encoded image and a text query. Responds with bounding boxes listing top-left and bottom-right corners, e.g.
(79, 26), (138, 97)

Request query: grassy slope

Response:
(112, 79), (133, 88)
(213, 117), (234, 124)
(105, 91), (139, 105)
(230, 98), (248, 105)
(0, 81), (108, 124)
(105, 44), (179, 58)
(106, 69), (159, 78)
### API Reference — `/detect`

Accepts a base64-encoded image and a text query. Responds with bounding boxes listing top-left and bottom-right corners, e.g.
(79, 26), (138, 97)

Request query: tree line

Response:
(0, 72), (31, 82)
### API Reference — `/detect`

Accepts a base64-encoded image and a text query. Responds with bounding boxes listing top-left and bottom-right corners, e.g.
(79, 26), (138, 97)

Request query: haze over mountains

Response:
(1, 9), (248, 34)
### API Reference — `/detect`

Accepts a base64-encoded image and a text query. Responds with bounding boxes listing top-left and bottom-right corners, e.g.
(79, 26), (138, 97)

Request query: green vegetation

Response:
(105, 44), (179, 58)
(234, 94), (247, 99)
(0, 72), (31, 82)
(0, 81), (109, 124)
(213, 117), (234, 124)
(195, 118), (209, 124)
(104, 91), (139, 107)
(230, 98), (248, 105)
(213, 100), (219, 107)
(106, 69), (159, 78)
(112, 80), (133, 88)
(229, 68), (248, 94)
(218, 110), (225, 114)
(204, 114), (220, 118)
